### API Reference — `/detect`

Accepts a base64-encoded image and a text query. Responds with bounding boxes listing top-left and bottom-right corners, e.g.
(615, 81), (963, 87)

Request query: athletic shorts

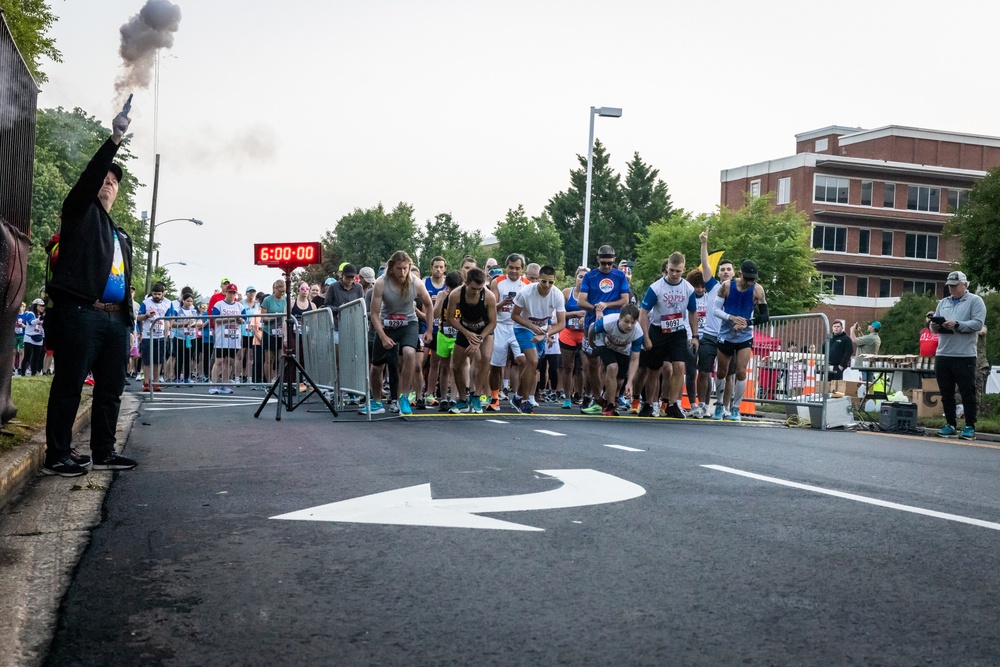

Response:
(436, 331), (456, 358)
(264, 332), (283, 353)
(514, 327), (545, 357)
(14, 334), (24, 351)
(597, 346), (630, 380)
(215, 347), (237, 359)
(371, 321), (419, 366)
(242, 335), (253, 349)
(697, 334), (718, 373)
(640, 329), (689, 370)
(490, 325), (523, 366)
(558, 327), (584, 349)
(718, 338), (753, 357)
(456, 328), (489, 350)
(140, 338), (167, 365)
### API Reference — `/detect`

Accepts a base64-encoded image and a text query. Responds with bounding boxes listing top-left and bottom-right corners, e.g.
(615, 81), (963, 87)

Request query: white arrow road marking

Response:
(271, 469), (646, 531)
(703, 464), (1000, 532)
(605, 445), (644, 452)
(534, 429), (565, 437)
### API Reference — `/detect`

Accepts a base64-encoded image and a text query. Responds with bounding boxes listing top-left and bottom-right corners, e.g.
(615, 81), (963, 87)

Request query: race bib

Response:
(660, 313), (683, 333)
(441, 325), (457, 336)
(529, 316), (549, 331)
(567, 317), (583, 331)
(383, 313), (408, 329)
(697, 308), (707, 329)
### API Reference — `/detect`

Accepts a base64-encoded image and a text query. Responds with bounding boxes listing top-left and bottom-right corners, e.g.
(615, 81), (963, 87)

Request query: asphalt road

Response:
(44, 389), (1000, 666)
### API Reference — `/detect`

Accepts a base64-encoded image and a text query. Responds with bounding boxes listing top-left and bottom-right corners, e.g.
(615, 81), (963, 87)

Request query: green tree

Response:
(622, 151), (673, 251)
(634, 195), (821, 316)
(329, 202), (418, 272)
(875, 291), (939, 355)
(0, 0), (61, 83)
(30, 107), (146, 299)
(945, 166), (1000, 290)
(416, 213), (483, 273)
(493, 205), (563, 271)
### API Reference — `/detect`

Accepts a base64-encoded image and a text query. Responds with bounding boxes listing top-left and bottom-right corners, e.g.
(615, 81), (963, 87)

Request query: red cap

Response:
(225, 284), (238, 292)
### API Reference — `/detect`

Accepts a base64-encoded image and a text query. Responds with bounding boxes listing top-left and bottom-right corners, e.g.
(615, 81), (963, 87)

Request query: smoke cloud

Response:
(114, 0), (182, 101)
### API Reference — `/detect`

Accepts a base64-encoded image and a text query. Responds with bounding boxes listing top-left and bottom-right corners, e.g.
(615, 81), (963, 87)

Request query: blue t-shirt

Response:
(101, 231), (127, 304)
(579, 268), (630, 328)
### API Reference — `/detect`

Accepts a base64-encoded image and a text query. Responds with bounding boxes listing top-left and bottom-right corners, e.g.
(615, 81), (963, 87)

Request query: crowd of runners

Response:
(12, 229), (768, 420)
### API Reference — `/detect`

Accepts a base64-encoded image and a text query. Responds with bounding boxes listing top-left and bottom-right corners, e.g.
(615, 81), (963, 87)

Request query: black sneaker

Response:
(42, 456), (88, 477)
(666, 404), (686, 419)
(92, 453), (138, 471)
(415, 399), (426, 410)
(580, 396), (593, 412)
(70, 449), (92, 468)
(438, 400), (451, 412)
(638, 403), (655, 418)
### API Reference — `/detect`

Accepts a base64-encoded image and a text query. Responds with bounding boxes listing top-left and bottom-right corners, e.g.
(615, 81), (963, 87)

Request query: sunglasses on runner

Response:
(538, 279), (555, 285)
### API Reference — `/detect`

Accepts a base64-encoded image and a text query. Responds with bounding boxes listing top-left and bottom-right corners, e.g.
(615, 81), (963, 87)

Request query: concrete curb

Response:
(0, 395), (92, 513)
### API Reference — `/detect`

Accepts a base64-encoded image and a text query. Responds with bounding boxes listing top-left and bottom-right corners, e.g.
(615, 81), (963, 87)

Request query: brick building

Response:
(720, 125), (1000, 326)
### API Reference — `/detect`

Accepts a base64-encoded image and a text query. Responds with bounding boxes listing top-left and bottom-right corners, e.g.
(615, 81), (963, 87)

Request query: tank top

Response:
(458, 285), (489, 333)
(719, 279), (755, 343)
(380, 276), (417, 328)
(565, 286), (584, 331)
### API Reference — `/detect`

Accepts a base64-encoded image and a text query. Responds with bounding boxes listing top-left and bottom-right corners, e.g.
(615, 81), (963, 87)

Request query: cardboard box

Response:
(909, 389), (943, 418)
(829, 380), (862, 397)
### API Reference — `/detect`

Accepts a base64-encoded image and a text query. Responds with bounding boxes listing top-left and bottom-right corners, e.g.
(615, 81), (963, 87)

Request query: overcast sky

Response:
(35, 0), (1000, 295)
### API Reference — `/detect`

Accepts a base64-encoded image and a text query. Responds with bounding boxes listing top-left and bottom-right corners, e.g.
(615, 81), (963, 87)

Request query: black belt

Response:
(92, 301), (122, 312)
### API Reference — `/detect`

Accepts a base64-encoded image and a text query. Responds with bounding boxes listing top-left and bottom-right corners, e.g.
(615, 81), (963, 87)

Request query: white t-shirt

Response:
(212, 300), (247, 350)
(495, 275), (532, 326)
(594, 313), (644, 355)
(139, 297), (173, 339)
(513, 283), (566, 332)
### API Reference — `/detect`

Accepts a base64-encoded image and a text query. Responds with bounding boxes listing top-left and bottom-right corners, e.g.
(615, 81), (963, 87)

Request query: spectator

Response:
(931, 270), (986, 440)
(850, 320), (881, 356)
(19, 299), (46, 376)
(919, 311), (939, 359)
(13, 302), (26, 375)
(976, 326), (990, 404)
(827, 320), (853, 380)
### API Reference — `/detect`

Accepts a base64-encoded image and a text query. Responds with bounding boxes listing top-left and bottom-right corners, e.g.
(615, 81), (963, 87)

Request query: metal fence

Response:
(300, 307), (337, 395)
(737, 313), (845, 429)
(336, 298), (371, 417)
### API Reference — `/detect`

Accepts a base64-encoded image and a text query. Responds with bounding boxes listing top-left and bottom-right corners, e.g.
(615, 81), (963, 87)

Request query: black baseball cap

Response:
(741, 260), (759, 280)
(109, 163), (124, 183)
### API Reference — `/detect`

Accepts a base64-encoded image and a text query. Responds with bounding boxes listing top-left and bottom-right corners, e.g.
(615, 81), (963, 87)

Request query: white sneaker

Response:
(690, 404), (705, 419)
(652, 403), (661, 418)
(219, 387), (234, 395)
(208, 386), (219, 395)
(528, 396), (539, 408)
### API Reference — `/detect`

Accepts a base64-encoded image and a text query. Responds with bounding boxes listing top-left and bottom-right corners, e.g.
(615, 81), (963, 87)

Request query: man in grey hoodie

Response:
(931, 270), (987, 440)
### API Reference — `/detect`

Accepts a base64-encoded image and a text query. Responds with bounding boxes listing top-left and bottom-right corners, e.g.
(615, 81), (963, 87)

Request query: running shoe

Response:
(438, 400), (451, 412)
(509, 399), (524, 414)
(486, 399), (501, 412)
(562, 398), (572, 409)
(937, 424), (957, 437)
(580, 396), (593, 412)
(153, 384), (163, 392)
(209, 386), (219, 395)
(666, 403), (686, 419)
(41, 456), (88, 477)
(415, 398), (426, 410)
(712, 404), (725, 420)
(470, 396), (483, 414)
(450, 400), (469, 414)
(519, 399), (534, 414)
(219, 387), (234, 395)
(727, 408), (742, 421)
(651, 403), (661, 418)
(660, 401), (671, 416)
(961, 426), (976, 440)
(690, 404), (705, 419)
(92, 453), (138, 471)
(388, 400), (400, 414)
(407, 391), (417, 404)
(361, 401), (385, 415)
(84, 376), (95, 386)
(69, 449), (92, 468)
(528, 396), (540, 409)
(616, 396), (629, 410)
(638, 403), (654, 418)
(629, 399), (641, 415)
(582, 403), (603, 415)
(399, 394), (413, 415)
(572, 392), (582, 404)
(423, 393), (438, 406)
(602, 405), (619, 417)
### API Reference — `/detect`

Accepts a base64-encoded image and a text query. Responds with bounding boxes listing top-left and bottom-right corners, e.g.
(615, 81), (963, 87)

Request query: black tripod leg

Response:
(254, 374), (280, 419)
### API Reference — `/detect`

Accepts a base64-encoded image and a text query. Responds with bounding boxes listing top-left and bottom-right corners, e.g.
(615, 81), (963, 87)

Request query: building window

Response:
(815, 138), (829, 152)
(907, 185), (941, 212)
(879, 279), (891, 298)
(947, 189), (968, 212)
(856, 277), (869, 297)
(904, 233), (939, 260)
(777, 177), (790, 205)
(884, 183), (896, 208)
(861, 180), (873, 206)
(903, 281), (936, 295)
(749, 179), (761, 198)
(858, 229), (871, 254)
(881, 231), (893, 256)
(812, 225), (847, 253)
(814, 175), (849, 204)
(821, 274), (845, 296)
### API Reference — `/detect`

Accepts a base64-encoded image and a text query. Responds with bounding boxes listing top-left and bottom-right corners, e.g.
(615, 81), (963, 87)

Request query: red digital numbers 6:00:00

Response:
(254, 242), (322, 266)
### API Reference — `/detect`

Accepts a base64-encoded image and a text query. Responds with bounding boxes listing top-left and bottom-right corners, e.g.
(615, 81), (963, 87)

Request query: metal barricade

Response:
(137, 312), (285, 398)
(336, 298), (372, 418)
(300, 308), (338, 396)
(743, 313), (836, 428)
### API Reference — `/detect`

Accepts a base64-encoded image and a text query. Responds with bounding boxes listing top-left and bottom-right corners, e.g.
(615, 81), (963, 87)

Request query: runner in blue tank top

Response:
(711, 259), (769, 421)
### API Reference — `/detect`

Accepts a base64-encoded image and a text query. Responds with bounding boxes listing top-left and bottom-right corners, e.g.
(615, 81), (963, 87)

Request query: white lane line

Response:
(605, 445), (644, 452)
(703, 464), (1000, 532)
(535, 429), (566, 437)
(145, 401), (274, 411)
(486, 419), (509, 424)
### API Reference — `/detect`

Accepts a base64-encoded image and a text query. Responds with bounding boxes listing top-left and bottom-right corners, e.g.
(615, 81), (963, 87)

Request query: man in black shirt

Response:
(42, 109), (138, 477)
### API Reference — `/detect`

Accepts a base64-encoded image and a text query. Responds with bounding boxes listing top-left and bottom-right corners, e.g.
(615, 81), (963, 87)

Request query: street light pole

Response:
(582, 106), (622, 268)
(144, 214), (203, 294)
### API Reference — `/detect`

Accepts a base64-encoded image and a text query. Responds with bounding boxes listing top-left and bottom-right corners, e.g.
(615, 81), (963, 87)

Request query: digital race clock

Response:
(254, 242), (323, 269)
